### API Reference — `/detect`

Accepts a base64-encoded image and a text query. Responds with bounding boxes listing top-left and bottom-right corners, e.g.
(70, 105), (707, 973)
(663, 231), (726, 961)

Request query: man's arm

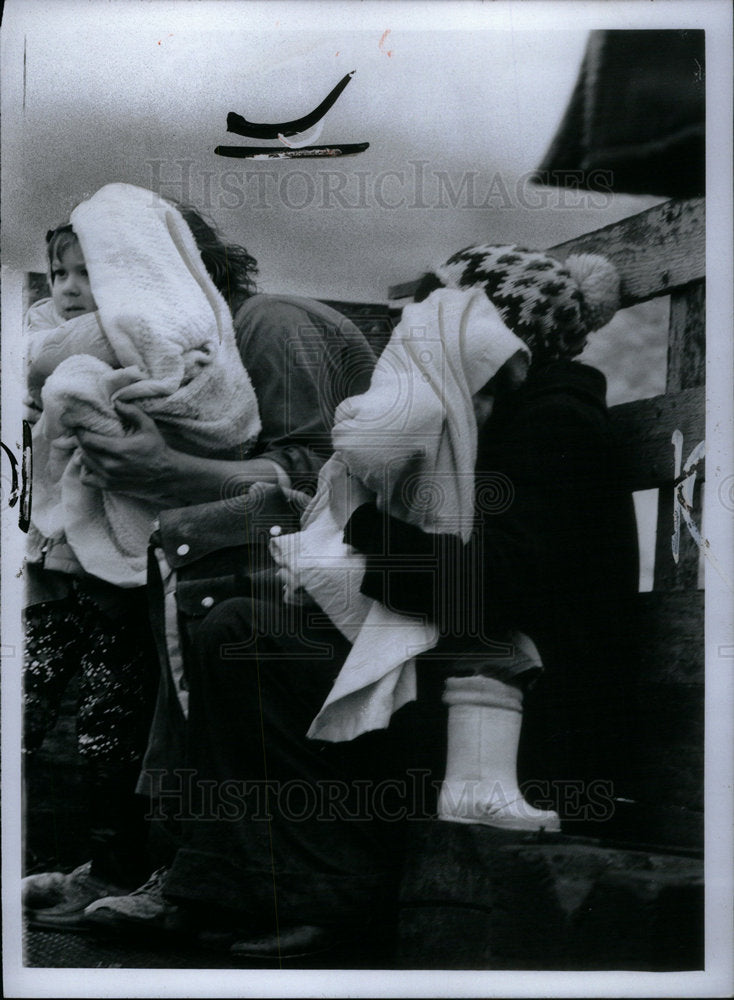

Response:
(77, 400), (283, 506)
(75, 296), (375, 506)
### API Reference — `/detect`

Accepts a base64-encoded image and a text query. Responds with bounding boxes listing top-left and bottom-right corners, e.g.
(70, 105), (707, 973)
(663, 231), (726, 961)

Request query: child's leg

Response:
(23, 597), (87, 754)
(76, 590), (157, 764)
(75, 584), (159, 889)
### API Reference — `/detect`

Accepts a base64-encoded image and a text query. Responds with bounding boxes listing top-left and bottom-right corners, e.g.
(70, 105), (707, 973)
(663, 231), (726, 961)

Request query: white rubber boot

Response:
(438, 675), (561, 832)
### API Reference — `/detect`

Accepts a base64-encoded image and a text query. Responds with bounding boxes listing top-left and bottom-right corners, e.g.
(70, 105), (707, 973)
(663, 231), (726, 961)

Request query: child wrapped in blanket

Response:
(271, 244), (620, 832)
(23, 183), (261, 920)
(29, 183), (261, 587)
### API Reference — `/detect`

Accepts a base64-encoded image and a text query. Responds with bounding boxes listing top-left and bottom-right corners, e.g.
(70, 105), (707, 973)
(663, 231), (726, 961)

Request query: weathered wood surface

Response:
(388, 198), (704, 304)
(667, 281), (706, 391)
(546, 199), (705, 308)
(609, 387), (704, 491)
(653, 481), (705, 590)
(632, 745), (703, 814)
(631, 682), (704, 811)
(653, 277), (706, 589)
(320, 299), (398, 354)
(634, 590), (704, 684)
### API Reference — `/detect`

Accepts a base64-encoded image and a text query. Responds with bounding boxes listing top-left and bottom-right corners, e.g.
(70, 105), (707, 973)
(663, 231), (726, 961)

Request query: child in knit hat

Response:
(343, 242), (622, 831)
(424, 241), (620, 364)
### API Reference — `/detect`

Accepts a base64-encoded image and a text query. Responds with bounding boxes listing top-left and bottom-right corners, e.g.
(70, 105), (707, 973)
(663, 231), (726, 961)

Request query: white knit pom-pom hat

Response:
(435, 244), (621, 362)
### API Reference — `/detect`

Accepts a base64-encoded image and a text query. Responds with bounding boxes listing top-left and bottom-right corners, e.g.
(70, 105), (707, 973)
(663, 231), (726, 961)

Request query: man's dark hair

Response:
(176, 204), (259, 313)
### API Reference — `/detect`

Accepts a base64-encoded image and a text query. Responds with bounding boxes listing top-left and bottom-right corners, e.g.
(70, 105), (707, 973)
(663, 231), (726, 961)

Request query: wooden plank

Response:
(654, 481), (704, 590)
(320, 299), (399, 354)
(666, 281), (706, 391)
(388, 279), (421, 302)
(388, 199), (704, 304)
(634, 591), (704, 685)
(547, 199), (704, 307)
(633, 683), (704, 749)
(653, 279), (706, 588)
(632, 746), (703, 813)
(631, 569), (704, 807)
(609, 388), (705, 491)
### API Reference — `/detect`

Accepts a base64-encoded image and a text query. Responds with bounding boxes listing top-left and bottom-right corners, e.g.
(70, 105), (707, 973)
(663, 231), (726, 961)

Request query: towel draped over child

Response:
(270, 288), (533, 743)
(30, 183), (261, 587)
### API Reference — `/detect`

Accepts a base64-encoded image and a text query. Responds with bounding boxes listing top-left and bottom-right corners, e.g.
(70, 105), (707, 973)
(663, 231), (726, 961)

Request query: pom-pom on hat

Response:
(434, 244), (620, 362)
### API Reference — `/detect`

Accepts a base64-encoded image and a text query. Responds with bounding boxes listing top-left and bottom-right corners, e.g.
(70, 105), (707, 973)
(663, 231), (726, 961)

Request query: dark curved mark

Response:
(1, 440), (19, 506)
(21, 419), (32, 532)
(215, 142), (369, 159)
(227, 70), (355, 140)
(1, 425), (31, 532)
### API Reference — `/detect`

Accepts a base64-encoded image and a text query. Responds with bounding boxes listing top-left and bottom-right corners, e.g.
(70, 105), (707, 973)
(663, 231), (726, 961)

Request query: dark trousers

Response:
(163, 594), (410, 931)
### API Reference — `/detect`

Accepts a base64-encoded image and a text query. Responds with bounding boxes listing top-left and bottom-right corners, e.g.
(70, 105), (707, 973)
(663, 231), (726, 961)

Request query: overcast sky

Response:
(2, 0), (667, 300)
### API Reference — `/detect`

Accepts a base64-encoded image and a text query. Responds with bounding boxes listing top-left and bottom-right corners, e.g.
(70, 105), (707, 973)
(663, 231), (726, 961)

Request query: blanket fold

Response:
(31, 182), (261, 587)
(270, 288), (530, 742)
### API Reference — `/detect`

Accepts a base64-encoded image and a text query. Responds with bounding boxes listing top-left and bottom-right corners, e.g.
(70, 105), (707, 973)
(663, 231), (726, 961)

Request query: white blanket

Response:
(31, 182), (261, 586)
(270, 288), (528, 742)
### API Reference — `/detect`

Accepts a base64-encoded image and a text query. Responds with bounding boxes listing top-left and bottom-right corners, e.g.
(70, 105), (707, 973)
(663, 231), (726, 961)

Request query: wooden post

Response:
(653, 280), (706, 591)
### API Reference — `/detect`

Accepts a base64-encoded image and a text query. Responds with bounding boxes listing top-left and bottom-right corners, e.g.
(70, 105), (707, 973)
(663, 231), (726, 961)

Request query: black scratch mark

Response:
(1, 440), (19, 506)
(1, 425), (32, 532)
(215, 143), (369, 159)
(21, 419), (32, 532)
(227, 70), (355, 140)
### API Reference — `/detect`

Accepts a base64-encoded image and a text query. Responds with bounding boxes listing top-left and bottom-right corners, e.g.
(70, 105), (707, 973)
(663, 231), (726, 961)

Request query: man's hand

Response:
(77, 401), (286, 507)
(77, 400), (174, 497)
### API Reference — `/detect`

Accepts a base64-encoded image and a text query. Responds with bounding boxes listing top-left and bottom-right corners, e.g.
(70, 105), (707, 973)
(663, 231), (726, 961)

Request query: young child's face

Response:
(51, 242), (97, 321)
(472, 349), (529, 426)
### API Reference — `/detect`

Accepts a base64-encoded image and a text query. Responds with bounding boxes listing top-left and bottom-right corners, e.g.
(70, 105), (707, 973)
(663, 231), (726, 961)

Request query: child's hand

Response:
(23, 394), (43, 426)
(277, 566), (308, 606)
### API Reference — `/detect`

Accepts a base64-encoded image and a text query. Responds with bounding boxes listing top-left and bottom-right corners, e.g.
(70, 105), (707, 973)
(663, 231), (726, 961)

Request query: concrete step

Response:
(397, 821), (703, 970)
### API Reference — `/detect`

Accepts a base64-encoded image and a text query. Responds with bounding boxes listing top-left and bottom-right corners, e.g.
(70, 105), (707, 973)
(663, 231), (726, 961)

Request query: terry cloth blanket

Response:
(26, 296), (65, 336)
(27, 308), (118, 409)
(31, 182), (261, 587)
(270, 288), (530, 742)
